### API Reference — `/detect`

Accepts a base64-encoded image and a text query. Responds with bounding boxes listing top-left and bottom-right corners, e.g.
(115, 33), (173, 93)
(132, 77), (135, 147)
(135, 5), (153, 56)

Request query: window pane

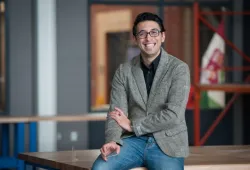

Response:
(91, 5), (157, 111)
(0, 1), (5, 112)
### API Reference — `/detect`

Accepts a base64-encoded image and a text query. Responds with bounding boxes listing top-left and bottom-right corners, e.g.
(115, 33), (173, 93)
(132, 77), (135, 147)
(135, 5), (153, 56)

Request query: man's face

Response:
(134, 21), (165, 58)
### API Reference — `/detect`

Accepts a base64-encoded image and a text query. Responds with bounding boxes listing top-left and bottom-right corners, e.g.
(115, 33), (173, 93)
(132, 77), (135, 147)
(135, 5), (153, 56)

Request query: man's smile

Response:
(143, 43), (156, 48)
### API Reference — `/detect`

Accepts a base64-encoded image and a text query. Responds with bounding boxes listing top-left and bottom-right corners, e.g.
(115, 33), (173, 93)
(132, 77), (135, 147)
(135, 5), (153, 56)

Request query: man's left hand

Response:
(109, 107), (133, 132)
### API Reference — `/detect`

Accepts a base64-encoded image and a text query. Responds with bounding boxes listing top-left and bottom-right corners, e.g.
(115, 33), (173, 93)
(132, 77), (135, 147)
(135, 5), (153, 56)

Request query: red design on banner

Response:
(204, 49), (224, 84)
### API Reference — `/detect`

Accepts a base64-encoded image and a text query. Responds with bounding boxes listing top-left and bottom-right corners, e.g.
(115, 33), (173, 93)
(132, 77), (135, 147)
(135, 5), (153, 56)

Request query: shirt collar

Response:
(140, 49), (161, 72)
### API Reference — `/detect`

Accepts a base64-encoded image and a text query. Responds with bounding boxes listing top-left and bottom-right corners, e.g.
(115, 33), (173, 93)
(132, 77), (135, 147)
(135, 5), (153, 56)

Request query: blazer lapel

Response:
(132, 56), (148, 105)
(147, 49), (169, 107)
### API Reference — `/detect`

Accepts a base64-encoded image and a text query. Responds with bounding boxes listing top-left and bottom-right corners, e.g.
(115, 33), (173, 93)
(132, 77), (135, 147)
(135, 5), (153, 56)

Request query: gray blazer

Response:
(105, 48), (190, 158)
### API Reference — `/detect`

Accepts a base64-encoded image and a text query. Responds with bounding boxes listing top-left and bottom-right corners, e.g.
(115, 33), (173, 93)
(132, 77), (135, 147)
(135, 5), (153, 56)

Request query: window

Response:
(90, 4), (157, 111)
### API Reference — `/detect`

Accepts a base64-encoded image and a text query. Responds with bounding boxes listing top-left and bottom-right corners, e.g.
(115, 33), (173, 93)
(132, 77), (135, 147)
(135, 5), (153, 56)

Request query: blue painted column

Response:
(29, 122), (37, 152)
(1, 124), (9, 156)
(14, 123), (25, 170)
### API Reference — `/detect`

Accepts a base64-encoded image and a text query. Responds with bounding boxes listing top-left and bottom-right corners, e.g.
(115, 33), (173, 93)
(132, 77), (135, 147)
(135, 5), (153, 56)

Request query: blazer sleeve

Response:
(131, 63), (190, 136)
(105, 64), (128, 145)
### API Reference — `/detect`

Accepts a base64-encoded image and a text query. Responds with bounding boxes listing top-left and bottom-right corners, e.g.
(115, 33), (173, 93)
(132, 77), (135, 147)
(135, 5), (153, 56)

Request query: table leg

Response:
(15, 123), (25, 170)
(1, 124), (9, 156)
(24, 161), (37, 170)
(29, 122), (37, 152)
(23, 161), (26, 170)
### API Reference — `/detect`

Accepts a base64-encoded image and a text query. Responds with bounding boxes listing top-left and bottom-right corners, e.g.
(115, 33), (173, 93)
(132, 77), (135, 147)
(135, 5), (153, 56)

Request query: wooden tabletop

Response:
(18, 145), (250, 170)
(0, 113), (106, 123)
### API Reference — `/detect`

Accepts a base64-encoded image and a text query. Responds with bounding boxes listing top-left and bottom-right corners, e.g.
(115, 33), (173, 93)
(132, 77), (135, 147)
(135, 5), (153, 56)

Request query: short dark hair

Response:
(132, 12), (165, 37)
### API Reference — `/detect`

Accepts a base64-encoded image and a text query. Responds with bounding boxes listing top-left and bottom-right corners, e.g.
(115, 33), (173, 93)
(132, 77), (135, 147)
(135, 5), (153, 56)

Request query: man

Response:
(92, 12), (190, 170)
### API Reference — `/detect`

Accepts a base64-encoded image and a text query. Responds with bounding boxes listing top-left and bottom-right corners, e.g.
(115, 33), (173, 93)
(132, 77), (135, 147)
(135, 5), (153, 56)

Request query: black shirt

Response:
(140, 51), (161, 96)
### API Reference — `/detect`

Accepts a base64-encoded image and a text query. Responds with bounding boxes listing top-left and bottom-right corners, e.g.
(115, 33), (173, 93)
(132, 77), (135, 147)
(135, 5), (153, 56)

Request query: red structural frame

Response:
(193, 2), (250, 146)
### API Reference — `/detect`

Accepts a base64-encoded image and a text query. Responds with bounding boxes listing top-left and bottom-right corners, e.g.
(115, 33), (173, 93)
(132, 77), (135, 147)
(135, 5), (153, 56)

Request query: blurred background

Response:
(0, 0), (249, 153)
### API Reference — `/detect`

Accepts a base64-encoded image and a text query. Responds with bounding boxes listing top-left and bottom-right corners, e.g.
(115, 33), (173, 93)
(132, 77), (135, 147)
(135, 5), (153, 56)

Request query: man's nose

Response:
(145, 32), (152, 39)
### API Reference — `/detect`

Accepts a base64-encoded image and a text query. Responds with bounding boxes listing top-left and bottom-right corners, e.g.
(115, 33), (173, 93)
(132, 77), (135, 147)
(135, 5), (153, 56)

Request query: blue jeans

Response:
(92, 136), (184, 170)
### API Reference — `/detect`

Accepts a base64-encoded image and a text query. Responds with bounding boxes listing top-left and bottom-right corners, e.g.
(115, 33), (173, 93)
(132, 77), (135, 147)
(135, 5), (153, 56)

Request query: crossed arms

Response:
(105, 63), (190, 144)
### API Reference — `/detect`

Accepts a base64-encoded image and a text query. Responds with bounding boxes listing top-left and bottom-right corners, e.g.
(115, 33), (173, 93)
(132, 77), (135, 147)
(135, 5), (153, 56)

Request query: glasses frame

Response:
(136, 29), (162, 39)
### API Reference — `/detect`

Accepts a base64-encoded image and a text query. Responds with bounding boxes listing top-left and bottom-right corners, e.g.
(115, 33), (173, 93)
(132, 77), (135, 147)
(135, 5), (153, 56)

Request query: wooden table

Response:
(18, 145), (250, 170)
(0, 113), (106, 170)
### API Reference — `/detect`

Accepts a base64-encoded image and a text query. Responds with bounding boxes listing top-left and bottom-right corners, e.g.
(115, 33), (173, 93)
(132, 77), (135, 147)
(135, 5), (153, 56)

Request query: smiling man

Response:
(92, 12), (190, 170)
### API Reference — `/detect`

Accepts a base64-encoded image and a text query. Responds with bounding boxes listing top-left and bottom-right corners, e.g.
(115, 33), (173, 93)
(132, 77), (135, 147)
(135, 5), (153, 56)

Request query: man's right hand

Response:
(100, 141), (120, 161)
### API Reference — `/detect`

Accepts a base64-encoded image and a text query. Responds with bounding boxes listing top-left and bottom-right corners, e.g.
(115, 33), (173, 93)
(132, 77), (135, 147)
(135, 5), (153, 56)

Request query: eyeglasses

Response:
(136, 29), (161, 39)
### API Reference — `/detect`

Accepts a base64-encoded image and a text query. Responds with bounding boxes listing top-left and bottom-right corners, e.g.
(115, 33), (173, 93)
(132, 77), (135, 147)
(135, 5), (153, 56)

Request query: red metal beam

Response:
(199, 15), (250, 63)
(193, 2), (201, 146)
(201, 66), (250, 72)
(193, 2), (250, 146)
(199, 76), (250, 145)
(199, 92), (239, 145)
(196, 84), (250, 93)
(222, 66), (250, 71)
(201, 11), (250, 16)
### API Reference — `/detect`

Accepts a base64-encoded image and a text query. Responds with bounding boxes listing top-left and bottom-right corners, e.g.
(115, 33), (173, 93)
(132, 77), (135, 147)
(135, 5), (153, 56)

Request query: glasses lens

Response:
(150, 30), (159, 37)
(137, 31), (147, 38)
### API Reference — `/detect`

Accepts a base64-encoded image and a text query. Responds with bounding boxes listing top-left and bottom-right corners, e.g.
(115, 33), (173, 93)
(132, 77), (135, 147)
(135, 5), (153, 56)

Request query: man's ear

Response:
(132, 35), (138, 45)
(161, 31), (166, 43)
